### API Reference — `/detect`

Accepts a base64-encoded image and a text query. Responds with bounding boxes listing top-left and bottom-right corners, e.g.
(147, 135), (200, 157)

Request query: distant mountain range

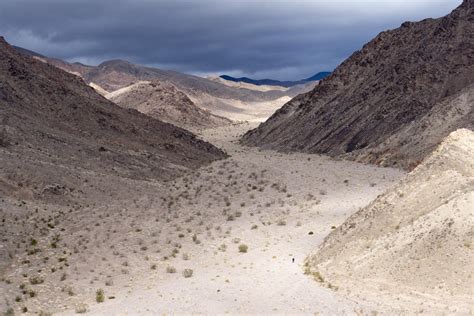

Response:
(13, 44), (318, 97)
(219, 72), (331, 87)
(12, 46), (318, 122)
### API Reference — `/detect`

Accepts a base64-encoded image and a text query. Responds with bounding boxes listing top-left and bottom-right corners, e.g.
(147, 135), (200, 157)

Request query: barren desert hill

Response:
(242, 0), (474, 169)
(0, 35), (226, 190)
(305, 128), (474, 311)
(106, 80), (230, 131)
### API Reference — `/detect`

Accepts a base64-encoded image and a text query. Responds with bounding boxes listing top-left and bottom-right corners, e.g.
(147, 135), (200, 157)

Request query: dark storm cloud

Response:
(0, 0), (462, 80)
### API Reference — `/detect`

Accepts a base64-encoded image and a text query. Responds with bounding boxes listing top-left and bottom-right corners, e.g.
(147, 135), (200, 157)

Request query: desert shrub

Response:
(312, 271), (325, 283)
(238, 244), (248, 253)
(171, 248), (179, 257)
(277, 219), (286, 226)
(75, 304), (88, 314)
(96, 289), (105, 303)
(5, 308), (14, 316)
(166, 266), (176, 273)
(62, 286), (74, 296)
(29, 276), (44, 285)
(182, 269), (193, 278)
(0, 132), (10, 148)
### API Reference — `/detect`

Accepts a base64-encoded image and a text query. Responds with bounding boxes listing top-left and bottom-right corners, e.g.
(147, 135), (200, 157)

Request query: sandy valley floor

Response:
(38, 122), (406, 315)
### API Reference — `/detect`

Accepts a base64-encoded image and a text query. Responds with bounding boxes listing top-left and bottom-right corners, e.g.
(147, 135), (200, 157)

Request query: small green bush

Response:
(96, 289), (105, 303)
(238, 244), (248, 253)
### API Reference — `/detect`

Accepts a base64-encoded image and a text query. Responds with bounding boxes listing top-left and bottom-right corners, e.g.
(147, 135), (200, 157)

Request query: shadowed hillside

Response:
(243, 0), (473, 169)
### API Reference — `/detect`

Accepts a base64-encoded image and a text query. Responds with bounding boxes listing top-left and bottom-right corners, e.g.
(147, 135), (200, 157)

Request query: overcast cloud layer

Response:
(0, 0), (462, 80)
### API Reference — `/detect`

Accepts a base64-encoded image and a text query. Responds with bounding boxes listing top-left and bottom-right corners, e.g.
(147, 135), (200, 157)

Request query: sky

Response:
(0, 0), (462, 80)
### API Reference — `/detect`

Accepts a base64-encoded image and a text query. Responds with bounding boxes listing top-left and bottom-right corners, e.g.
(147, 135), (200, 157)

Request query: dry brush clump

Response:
(182, 269), (193, 278)
(75, 303), (88, 314)
(96, 289), (105, 303)
(238, 244), (248, 253)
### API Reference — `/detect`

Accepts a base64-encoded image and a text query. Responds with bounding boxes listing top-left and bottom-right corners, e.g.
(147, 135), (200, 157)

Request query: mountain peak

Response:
(98, 59), (133, 68)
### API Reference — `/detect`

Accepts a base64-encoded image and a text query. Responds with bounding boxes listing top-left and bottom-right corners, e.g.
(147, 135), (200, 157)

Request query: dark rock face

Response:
(0, 36), (226, 192)
(242, 0), (473, 169)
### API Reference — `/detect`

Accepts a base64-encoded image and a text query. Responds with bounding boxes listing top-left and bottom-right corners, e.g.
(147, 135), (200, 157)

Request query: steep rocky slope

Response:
(243, 0), (474, 169)
(0, 32), (226, 245)
(304, 129), (474, 312)
(0, 36), (225, 186)
(106, 80), (230, 131)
